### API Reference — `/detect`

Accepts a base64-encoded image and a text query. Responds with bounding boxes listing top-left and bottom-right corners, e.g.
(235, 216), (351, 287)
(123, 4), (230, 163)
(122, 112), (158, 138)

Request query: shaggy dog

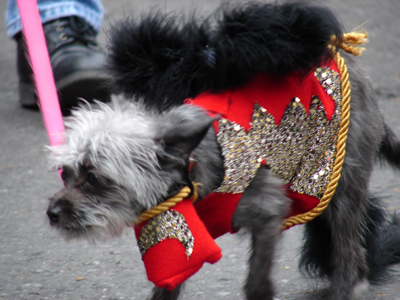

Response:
(46, 2), (400, 300)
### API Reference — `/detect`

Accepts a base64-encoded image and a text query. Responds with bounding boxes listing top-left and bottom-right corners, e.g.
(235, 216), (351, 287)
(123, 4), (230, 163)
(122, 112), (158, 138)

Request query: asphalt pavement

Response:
(1, 0), (400, 299)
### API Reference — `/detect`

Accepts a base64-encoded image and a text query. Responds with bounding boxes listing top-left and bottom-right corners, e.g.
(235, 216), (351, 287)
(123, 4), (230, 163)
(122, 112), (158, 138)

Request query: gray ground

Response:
(1, 0), (400, 299)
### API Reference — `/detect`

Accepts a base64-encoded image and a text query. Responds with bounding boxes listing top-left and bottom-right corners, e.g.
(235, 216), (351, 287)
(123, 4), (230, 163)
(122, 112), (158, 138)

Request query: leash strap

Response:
(16, 0), (65, 147)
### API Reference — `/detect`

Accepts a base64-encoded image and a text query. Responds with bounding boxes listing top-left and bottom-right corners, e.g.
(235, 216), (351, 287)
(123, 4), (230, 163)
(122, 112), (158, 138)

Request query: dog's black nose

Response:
(47, 206), (62, 224)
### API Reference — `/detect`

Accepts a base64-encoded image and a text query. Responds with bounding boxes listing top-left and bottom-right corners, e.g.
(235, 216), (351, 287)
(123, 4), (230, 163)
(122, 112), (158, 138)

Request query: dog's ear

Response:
(157, 105), (216, 161)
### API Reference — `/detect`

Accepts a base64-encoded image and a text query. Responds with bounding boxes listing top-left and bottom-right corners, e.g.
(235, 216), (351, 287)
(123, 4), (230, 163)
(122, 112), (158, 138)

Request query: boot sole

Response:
(19, 70), (111, 115)
(19, 81), (38, 109)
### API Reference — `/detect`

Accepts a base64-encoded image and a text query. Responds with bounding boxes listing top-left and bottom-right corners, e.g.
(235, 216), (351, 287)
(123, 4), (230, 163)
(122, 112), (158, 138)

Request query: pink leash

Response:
(16, 0), (65, 147)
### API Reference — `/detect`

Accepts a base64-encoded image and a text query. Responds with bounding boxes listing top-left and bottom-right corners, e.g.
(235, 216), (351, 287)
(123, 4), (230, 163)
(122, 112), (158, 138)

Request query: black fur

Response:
(107, 2), (343, 111)
(299, 213), (334, 279)
(151, 285), (183, 300)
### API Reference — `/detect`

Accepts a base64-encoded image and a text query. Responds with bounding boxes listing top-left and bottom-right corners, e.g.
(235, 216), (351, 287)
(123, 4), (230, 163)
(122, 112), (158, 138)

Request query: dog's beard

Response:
(48, 187), (141, 243)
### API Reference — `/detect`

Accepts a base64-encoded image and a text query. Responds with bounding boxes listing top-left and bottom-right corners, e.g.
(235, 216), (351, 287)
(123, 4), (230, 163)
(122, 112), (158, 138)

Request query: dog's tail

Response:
(364, 196), (400, 283)
(378, 123), (400, 170)
(107, 2), (343, 110)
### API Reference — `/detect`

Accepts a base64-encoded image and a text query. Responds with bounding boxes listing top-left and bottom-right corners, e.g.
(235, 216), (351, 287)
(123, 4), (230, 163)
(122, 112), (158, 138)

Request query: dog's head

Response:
(46, 97), (213, 242)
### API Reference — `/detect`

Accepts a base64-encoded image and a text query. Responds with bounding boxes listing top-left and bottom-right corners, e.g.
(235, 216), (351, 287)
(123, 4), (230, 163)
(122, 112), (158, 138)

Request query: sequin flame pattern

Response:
(138, 210), (194, 259)
(215, 67), (342, 199)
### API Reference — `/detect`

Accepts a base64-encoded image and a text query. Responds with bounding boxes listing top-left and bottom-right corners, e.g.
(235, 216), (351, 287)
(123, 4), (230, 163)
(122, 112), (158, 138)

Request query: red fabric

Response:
(286, 189), (320, 219)
(134, 199), (222, 290)
(188, 59), (339, 133)
(194, 193), (242, 239)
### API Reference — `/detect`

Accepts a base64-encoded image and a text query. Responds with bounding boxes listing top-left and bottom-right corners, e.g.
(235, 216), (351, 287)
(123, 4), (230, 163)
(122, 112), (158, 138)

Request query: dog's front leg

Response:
(232, 167), (290, 300)
(150, 284), (183, 300)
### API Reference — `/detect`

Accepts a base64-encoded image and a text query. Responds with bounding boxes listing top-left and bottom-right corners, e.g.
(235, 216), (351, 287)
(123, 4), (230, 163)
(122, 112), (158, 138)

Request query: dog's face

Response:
(46, 98), (213, 242)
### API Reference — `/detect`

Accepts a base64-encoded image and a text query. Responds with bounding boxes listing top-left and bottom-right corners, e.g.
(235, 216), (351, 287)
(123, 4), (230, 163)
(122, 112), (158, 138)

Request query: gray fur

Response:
(231, 167), (290, 299)
(46, 53), (400, 300)
(49, 98), (171, 209)
(46, 98), (216, 241)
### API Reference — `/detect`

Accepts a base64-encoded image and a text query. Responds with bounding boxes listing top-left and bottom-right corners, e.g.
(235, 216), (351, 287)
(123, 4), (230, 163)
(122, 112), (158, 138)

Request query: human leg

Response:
(6, 0), (110, 113)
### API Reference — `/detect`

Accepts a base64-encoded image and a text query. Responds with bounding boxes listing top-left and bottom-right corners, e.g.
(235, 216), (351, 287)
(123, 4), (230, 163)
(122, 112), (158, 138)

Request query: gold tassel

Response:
(331, 28), (369, 56)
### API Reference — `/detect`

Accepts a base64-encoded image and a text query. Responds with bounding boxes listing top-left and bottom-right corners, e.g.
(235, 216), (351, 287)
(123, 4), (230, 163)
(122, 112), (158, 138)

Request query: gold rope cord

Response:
(281, 50), (351, 230)
(134, 184), (199, 225)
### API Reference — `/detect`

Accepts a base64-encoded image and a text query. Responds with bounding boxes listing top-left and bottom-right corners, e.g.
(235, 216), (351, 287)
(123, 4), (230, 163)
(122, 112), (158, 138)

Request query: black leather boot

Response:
(17, 16), (111, 114)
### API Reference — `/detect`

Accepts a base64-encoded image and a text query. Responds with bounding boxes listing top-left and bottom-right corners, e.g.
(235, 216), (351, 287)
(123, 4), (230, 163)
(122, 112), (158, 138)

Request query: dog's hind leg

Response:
(232, 167), (291, 300)
(299, 108), (377, 299)
(326, 187), (371, 300)
(299, 53), (391, 300)
(300, 215), (335, 280)
(150, 284), (183, 300)
(300, 191), (372, 300)
(302, 187), (370, 300)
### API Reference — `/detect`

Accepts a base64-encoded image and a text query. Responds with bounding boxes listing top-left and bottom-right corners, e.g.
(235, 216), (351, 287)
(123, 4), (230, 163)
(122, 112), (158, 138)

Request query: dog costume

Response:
(134, 56), (348, 290)
(114, 2), (361, 291)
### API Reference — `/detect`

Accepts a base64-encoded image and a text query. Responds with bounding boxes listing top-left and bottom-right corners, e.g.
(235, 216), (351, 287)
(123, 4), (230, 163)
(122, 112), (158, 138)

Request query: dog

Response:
(46, 2), (400, 300)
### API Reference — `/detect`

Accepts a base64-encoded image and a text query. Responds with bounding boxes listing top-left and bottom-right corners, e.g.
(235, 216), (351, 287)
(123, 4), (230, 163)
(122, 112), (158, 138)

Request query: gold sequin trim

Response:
(138, 210), (194, 258)
(215, 67), (342, 199)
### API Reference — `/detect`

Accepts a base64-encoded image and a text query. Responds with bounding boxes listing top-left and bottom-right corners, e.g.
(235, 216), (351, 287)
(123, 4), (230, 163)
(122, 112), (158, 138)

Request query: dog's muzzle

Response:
(47, 204), (62, 224)
(47, 198), (74, 225)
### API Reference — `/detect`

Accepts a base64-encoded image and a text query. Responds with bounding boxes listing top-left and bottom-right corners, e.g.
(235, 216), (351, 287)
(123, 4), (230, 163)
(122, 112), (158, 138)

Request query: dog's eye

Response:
(61, 167), (72, 183)
(87, 172), (102, 188)
(61, 170), (68, 182)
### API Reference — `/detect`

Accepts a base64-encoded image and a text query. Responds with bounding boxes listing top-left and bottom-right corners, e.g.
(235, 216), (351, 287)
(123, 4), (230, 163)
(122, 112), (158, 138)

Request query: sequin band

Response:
(215, 67), (342, 199)
(138, 210), (194, 258)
